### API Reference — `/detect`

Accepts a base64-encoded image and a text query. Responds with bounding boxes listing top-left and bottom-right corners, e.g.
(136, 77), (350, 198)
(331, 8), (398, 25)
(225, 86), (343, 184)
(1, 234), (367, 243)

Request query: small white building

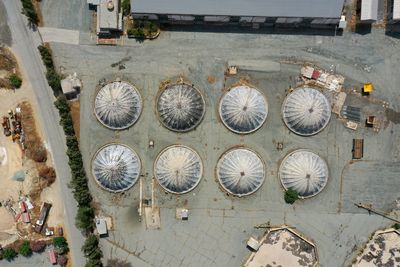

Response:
(361, 0), (378, 22)
(61, 73), (81, 100)
(95, 218), (108, 237)
(393, 0), (400, 20)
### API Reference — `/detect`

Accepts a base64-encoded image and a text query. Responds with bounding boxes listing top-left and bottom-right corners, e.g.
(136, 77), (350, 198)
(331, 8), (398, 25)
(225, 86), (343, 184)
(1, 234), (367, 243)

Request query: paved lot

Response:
(39, 27), (80, 45)
(46, 26), (400, 267)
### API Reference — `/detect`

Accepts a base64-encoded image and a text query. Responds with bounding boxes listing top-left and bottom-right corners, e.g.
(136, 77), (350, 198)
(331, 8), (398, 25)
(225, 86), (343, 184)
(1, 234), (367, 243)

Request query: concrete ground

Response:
(37, 1), (400, 267)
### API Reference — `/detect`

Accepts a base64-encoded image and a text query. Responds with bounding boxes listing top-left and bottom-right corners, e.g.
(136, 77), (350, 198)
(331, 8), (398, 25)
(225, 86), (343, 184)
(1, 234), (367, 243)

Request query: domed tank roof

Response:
(216, 147), (265, 197)
(219, 85), (268, 134)
(92, 144), (141, 193)
(157, 83), (205, 132)
(154, 145), (203, 194)
(94, 81), (142, 130)
(282, 87), (331, 136)
(279, 149), (328, 198)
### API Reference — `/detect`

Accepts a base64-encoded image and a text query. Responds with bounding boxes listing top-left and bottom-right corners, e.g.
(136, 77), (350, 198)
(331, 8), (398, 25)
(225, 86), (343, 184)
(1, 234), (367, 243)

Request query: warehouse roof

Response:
(131, 0), (344, 18)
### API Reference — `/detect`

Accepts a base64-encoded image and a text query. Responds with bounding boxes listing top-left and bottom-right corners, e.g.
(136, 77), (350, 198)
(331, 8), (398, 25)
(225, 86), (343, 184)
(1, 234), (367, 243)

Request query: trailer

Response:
(352, 139), (364, 159)
(48, 249), (57, 265)
(34, 202), (51, 233)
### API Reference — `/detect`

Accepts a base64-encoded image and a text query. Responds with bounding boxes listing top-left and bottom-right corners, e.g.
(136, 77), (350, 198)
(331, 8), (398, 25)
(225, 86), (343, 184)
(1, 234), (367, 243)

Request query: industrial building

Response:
(92, 143), (141, 192)
(157, 82), (205, 132)
(282, 87), (331, 136)
(216, 147), (265, 197)
(154, 145), (203, 194)
(94, 81), (142, 130)
(279, 149), (329, 198)
(88, 0), (123, 36)
(131, 0), (345, 28)
(219, 85), (268, 134)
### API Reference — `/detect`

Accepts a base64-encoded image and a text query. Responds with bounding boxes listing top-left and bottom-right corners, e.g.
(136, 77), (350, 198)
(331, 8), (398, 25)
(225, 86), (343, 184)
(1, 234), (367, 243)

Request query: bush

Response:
(57, 254), (68, 266)
(20, 0), (39, 25)
(85, 258), (103, 267)
(2, 247), (17, 261)
(53, 237), (69, 255)
(284, 189), (299, 204)
(38, 165), (56, 186)
(82, 235), (103, 263)
(121, 0), (130, 16)
(30, 240), (47, 253)
(394, 223), (400, 230)
(8, 74), (22, 88)
(76, 206), (95, 232)
(148, 22), (157, 34)
(18, 240), (32, 257)
(37, 45), (62, 97)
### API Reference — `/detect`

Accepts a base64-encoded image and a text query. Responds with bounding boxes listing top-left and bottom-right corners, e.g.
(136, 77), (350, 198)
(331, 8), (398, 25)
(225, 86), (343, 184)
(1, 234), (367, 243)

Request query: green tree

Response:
(18, 240), (32, 257)
(8, 74), (22, 88)
(82, 235), (103, 260)
(284, 189), (299, 204)
(394, 223), (400, 230)
(76, 205), (95, 231)
(2, 247), (17, 261)
(148, 22), (157, 34)
(53, 237), (69, 255)
(121, 0), (131, 16)
(85, 258), (104, 267)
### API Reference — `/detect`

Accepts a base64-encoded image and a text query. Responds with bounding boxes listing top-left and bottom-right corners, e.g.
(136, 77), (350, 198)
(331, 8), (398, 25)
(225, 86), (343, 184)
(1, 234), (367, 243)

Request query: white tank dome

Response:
(157, 83), (205, 132)
(219, 85), (268, 134)
(154, 145), (203, 194)
(94, 81), (142, 130)
(216, 147), (265, 197)
(282, 87), (331, 136)
(279, 149), (328, 198)
(92, 144), (141, 193)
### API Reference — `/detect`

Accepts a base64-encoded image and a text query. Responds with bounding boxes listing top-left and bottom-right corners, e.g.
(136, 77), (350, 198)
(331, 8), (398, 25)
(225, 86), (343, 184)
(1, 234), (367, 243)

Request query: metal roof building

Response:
(393, 0), (400, 20)
(219, 85), (268, 134)
(279, 149), (328, 198)
(360, 0), (378, 21)
(157, 83), (205, 132)
(131, 0), (345, 27)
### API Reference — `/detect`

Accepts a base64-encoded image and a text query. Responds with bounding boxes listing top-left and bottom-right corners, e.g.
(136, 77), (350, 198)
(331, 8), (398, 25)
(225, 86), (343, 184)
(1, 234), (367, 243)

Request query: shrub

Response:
(53, 237), (69, 255)
(38, 165), (56, 186)
(2, 247), (17, 261)
(148, 22), (157, 34)
(394, 223), (400, 230)
(85, 258), (104, 267)
(76, 206), (95, 232)
(82, 235), (102, 261)
(30, 240), (47, 253)
(57, 254), (68, 266)
(284, 189), (299, 204)
(121, 0), (130, 16)
(18, 240), (32, 257)
(20, 0), (39, 25)
(8, 74), (22, 88)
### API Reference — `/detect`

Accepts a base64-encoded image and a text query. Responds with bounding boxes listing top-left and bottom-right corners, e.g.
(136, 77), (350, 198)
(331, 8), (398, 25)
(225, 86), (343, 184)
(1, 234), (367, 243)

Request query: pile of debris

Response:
(2, 108), (24, 148)
(301, 65), (345, 92)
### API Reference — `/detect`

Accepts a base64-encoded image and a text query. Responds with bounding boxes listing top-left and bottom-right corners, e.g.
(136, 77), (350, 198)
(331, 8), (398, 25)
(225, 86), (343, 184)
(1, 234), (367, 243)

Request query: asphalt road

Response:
(2, 0), (86, 266)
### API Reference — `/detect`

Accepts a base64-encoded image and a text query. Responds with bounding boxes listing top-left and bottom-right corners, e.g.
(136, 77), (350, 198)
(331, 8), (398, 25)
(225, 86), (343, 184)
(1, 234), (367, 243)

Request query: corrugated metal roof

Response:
(394, 0), (400, 20)
(131, 0), (345, 18)
(361, 0), (378, 21)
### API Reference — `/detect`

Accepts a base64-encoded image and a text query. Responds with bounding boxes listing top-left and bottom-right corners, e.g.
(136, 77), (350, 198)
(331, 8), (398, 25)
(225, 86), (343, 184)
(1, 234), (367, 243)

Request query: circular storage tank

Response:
(92, 143), (141, 193)
(216, 147), (265, 197)
(94, 81), (142, 130)
(157, 83), (205, 132)
(279, 149), (328, 198)
(219, 85), (268, 134)
(282, 87), (331, 136)
(154, 145), (203, 194)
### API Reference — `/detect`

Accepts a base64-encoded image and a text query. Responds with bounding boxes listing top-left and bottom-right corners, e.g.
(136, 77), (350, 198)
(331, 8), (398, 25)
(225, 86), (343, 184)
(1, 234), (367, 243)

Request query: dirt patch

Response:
(32, 0), (44, 27)
(0, 47), (19, 89)
(207, 75), (216, 84)
(69, 100), (80, 140)
(20, 101), (47, 162)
